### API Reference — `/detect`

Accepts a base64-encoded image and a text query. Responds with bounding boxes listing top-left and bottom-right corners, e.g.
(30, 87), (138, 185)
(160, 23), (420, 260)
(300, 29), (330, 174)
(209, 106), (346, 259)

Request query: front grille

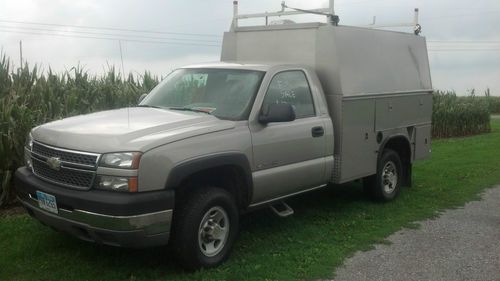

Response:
(32, 142), (98, 167)
(30, 141), (100, 190)
(32, 158), (95, 189)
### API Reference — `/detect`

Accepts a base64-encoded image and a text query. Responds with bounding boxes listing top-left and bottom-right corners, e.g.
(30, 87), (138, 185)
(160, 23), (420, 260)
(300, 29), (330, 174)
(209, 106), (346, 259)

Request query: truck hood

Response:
(32, 107), (235, 153)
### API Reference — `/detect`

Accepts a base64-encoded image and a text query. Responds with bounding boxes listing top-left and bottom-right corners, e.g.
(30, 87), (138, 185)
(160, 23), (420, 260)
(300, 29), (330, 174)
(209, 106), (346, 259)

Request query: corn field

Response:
(0, 55), (497, 207)
(487, 98), (500, 114)
(483, 89), (500, 114)
(432, 90), (491, 138)
(0, 55), (159, 206)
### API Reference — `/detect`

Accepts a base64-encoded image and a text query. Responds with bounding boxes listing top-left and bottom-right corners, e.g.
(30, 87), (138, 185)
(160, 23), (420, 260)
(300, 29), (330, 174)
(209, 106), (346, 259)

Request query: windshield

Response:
(141, 68), (265, 120)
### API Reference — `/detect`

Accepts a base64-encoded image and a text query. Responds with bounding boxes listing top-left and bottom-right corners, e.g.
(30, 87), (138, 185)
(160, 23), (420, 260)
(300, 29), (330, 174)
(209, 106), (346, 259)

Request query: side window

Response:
(262, 71), (315, 119)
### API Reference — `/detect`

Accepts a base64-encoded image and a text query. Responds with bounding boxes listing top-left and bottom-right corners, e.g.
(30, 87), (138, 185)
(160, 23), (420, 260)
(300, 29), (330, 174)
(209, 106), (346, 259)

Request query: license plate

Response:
(36, 191), (58, 214)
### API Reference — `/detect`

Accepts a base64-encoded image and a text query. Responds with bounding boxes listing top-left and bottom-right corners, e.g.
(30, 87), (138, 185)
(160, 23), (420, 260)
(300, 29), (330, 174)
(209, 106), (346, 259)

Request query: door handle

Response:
(311, 126), (324, 137)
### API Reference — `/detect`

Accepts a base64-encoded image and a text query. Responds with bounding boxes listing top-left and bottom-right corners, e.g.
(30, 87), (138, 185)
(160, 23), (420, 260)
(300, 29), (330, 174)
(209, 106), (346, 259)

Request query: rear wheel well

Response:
(381, 136), (412, 187)
(175, 165), (250, 211)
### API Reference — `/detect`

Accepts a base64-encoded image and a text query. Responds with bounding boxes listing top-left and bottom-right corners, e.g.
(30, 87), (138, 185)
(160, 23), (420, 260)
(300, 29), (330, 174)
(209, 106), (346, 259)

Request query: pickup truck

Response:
(15, 2), (432, 269)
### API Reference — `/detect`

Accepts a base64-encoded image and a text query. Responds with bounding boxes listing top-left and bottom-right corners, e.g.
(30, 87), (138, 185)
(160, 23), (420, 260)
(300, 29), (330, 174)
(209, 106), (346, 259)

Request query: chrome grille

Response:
(32, 158), (95, 189)
(32, 142), (98, 167)
(30, 142), (100, 190)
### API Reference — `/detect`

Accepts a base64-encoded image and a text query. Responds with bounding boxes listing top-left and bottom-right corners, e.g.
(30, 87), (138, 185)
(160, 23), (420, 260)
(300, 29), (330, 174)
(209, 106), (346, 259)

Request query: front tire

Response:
(171, 187), (239, 270)
(364, 149), (403, 201)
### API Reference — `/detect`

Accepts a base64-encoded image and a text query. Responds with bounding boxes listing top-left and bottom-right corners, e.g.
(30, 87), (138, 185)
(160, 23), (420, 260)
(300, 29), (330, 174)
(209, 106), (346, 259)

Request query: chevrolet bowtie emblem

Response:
(46, 157), (62, 171)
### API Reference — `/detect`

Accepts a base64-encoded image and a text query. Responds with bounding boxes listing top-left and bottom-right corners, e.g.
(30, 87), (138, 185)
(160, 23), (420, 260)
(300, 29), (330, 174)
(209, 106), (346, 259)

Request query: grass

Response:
(2, 120), (500, 281)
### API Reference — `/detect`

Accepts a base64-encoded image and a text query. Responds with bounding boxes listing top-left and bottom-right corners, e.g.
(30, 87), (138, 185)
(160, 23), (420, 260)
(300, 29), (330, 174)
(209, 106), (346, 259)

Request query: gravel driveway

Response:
(331, 186), (500, 281)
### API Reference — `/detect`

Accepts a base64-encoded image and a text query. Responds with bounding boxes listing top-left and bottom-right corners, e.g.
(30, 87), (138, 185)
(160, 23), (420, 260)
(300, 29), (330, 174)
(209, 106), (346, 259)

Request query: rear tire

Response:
(171, 186), (239, 270)
(364, 149), (403, 201)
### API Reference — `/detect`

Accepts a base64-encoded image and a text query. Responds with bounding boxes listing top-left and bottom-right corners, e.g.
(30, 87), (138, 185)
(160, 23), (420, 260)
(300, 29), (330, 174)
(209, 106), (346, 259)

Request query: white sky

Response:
(0, 0), (499, 95)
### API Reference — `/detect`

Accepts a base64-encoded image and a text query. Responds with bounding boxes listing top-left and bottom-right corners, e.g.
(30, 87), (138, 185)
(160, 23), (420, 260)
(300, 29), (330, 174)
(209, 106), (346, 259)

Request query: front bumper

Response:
(15, 167), (175, 248)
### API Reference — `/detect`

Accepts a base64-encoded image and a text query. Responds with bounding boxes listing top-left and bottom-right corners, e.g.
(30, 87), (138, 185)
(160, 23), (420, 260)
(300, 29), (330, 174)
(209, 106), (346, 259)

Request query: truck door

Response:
(249, 70), (326, 204)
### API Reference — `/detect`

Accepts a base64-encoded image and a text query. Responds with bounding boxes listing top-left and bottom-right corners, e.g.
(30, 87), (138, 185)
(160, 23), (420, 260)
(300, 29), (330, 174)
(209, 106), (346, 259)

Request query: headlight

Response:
(100, 152), (142, 169)
(97, 176), (138, 192)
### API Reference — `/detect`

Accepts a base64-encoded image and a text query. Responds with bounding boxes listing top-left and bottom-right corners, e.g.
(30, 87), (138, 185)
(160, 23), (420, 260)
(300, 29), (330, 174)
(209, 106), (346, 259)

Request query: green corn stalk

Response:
(0, 53), (159, 206)
(432, 91), (491, 138)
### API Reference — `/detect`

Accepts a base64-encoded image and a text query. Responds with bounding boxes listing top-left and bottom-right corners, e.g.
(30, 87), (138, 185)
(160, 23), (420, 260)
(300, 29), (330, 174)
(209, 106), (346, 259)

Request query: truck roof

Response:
(182, 61), (283, 72)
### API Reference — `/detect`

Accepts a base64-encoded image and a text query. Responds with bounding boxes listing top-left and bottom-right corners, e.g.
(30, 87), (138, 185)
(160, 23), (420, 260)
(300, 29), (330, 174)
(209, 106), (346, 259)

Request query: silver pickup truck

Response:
(15, 3), (432, 269)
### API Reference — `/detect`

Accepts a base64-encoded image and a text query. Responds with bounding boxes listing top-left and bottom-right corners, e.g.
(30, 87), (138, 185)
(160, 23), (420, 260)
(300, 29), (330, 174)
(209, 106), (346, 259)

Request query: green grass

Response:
(2, 120), (500, 281)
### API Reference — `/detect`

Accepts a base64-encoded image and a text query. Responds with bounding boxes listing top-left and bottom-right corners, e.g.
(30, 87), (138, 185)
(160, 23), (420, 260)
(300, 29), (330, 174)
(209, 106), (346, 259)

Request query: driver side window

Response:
(262, 70), (315, 119)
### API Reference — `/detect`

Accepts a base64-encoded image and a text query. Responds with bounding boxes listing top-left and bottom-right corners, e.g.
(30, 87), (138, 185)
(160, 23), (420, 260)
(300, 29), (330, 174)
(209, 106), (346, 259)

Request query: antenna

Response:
(118, 40), (125, 81)
(19, 40), (23, 67)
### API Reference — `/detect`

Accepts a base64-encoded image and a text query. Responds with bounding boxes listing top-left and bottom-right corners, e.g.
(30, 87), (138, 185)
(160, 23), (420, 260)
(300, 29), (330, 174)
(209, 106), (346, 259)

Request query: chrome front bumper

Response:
(19, 194), (173, 248)
(15, 166), (175, 248)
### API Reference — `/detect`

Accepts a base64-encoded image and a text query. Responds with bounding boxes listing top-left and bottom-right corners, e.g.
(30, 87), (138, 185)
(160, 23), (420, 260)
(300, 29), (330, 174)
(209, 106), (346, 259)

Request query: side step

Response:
(269, 201), (294, 217)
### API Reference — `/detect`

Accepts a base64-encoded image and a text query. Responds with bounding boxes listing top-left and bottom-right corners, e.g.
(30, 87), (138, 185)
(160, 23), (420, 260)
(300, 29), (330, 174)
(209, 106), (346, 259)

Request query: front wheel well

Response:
(175, 165), (250, 211)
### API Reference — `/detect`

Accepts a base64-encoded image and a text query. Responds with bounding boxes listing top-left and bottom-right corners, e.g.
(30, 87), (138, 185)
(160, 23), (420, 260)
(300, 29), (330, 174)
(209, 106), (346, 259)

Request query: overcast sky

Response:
(1, 0), (499, 95)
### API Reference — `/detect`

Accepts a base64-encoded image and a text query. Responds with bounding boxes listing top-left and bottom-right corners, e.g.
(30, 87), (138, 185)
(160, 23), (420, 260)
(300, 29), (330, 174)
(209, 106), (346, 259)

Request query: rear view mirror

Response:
(259, 103), (296, 124)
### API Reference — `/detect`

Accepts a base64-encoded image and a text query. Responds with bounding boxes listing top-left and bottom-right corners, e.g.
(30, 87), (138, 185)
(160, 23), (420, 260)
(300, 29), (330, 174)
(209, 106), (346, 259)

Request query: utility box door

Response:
(414, 125), (431, 160)
(375, 94), (432, 132)
(339, 99), (378, 182)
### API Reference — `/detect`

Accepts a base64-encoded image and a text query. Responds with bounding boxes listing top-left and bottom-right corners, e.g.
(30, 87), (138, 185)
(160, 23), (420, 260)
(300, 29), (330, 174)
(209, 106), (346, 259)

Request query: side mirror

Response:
(259, 103), (296, 124)
(138, 93), (148, 104)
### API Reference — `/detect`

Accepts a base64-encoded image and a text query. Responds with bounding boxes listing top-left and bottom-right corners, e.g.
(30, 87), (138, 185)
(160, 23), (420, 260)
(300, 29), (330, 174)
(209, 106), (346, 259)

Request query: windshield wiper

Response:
(136, 104), (164, 109)
(168, 107), (212, 115)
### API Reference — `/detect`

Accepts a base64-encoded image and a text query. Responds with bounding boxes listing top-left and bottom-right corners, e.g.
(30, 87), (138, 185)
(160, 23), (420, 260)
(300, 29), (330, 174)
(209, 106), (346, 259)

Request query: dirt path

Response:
(331, 186), (500, 281)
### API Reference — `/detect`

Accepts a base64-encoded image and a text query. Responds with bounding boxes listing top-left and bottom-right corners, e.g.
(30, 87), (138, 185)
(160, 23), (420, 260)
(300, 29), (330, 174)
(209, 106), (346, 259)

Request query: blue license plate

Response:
(36, 191), (58, 214)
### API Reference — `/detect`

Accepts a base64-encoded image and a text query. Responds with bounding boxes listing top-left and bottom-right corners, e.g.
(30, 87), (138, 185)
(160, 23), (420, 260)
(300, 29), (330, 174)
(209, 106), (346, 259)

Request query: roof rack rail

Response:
(230, 1), (421, 35)
(359, 8), (422, 35)
(230, 0), (339, 30)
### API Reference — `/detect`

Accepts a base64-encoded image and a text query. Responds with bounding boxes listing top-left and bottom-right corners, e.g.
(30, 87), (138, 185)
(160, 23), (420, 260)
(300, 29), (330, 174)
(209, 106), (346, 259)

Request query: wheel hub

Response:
(198, 206), (229, 257)
(382, 161), (398, 194)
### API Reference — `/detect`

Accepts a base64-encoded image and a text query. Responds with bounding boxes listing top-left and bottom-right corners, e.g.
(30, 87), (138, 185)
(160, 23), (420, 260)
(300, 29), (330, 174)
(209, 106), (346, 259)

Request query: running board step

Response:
(270, 201), (294, 217)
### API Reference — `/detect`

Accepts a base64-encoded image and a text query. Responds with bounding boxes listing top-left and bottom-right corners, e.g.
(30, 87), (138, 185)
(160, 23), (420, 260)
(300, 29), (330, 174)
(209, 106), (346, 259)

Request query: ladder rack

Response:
(230, 1), (421, 35)
(231, 0), (337, 30)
